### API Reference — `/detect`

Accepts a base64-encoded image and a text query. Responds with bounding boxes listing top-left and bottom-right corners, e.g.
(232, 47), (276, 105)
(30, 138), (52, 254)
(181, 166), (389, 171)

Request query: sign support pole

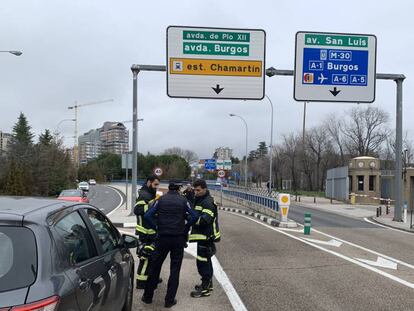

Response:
(129, 64), (405, 222)
(267, 67), (406, 222)
(125, 153), (128, 210)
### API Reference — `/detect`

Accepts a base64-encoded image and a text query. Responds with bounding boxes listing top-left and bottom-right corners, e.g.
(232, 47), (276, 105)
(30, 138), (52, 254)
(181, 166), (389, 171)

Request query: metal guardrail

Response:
(208, 183), (279, 212)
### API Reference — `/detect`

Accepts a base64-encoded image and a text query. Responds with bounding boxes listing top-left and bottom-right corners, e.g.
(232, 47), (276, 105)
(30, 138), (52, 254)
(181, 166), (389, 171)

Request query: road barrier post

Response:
(376, 207), (380, 218)
(278, 193), (290, 223)
(304, 213), (311, 235)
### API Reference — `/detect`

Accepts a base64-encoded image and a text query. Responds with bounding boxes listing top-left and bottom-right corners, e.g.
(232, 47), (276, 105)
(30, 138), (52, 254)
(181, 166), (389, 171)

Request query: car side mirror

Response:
(122, 234), (138, 249)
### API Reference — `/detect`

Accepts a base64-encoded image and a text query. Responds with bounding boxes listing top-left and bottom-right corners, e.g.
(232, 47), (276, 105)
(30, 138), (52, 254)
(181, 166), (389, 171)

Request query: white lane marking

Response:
(355, 256), (398, 270)
(230, 213), (414, 290)
(106, 186), (125, 217)
(363, 217), (413, 235)
(278, 228), (304, 233)
(303, 238), (343, 247)
(296, 223), (414, 270)
(185, 243), (248, 311)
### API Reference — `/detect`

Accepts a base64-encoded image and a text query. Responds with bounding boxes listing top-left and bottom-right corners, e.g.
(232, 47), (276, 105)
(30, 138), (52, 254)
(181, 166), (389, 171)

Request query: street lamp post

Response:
(230, 114), (248, 190)
(0, 51), (22, 56)
(265, 95), (274, 196)
(54, 119), (76, 136)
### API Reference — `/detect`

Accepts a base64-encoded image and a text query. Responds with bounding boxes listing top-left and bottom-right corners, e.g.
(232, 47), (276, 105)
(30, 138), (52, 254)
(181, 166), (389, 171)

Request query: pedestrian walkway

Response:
(108, 183), (235, 310)
(292, 195), (378, 219)
(372, 207), (414, 233)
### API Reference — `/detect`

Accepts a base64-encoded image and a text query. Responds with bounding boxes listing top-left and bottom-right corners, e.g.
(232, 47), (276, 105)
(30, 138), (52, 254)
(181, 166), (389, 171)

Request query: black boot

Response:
(136, 280), (146, 289)
(194, 279), (213, 292)
(190, 282), (211, 298)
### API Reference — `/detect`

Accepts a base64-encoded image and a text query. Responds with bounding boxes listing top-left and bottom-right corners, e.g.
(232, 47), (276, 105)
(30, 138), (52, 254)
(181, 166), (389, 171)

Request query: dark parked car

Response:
(0, 197), (137, 311)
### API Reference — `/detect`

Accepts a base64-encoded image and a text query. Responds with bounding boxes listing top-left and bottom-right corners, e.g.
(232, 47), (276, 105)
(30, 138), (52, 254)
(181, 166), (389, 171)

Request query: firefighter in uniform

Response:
(189, 179), (221, 298)
(134, 175), (160, 289)
(142, 180), (198, 308)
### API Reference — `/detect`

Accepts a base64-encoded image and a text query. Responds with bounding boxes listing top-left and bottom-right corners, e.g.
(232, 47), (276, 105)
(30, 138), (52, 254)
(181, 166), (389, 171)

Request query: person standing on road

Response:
(142, 180), (198, 308)
(189, 179), (221, 298)
(134, 175), (161, 289)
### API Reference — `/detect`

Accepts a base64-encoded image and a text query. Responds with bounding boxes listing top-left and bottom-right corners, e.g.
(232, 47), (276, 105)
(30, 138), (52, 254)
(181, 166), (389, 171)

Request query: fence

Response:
(207, 183), (279, 212)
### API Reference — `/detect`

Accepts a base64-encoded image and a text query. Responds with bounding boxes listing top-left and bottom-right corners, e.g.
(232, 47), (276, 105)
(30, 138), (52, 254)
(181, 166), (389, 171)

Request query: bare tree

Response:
(341, 106), (389, 157)
(163, 147), (198, 164)
(324, 114), (347, 165)
(281, 133), (301, 190)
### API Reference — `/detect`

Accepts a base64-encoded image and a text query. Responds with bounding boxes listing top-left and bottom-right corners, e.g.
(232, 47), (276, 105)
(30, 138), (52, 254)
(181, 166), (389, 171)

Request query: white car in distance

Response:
(78, 181), (90, 192)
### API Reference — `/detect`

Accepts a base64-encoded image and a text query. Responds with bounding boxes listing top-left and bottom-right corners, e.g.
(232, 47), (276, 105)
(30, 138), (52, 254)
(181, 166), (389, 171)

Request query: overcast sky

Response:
(0, 0), (412, 159)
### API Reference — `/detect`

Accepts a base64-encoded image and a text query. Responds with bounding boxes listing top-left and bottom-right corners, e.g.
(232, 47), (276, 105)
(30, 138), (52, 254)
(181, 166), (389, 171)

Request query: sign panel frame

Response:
(294, 31), (377, 103)
(204, 159), (216, 170)
(167, 25), (266, 100)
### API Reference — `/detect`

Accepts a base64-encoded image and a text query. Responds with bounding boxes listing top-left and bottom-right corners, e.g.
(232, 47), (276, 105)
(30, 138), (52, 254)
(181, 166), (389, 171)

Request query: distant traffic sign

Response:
(294, 31), (377, 103)
(153, 167), (163, 176)
(217, 170), (226, 178)
(204, 159), (216, 170)
(167, 26), (266, 100)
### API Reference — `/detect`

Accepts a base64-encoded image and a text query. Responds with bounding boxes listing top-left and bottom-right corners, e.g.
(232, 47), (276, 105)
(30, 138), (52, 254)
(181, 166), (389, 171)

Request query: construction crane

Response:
(68, 99), (114, 166)
(121, 118), (144, 123)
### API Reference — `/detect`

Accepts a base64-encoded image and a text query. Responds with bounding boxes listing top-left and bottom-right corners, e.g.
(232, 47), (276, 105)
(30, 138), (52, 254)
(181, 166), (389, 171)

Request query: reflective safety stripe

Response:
(137, 258), (149, 281)
(144, 204), (149, 213)
(213, 220), (221, 239)
(195, 218), (201, 226)
(136, 225), (147, 234)
(136, 274), (148, 281)
(144, 245), (155, 251)
(195, 205), (203, 211)
(147, 229), (156, 235)
(202, 209), (214, 217)
(197, 256), (208, 262)
(136, 200), (146, 206)
(189, 234), (207, 241)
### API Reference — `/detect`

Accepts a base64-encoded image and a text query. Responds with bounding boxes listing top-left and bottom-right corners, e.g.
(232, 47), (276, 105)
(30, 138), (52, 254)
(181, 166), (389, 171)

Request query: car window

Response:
(60, 190), (82, 197)
(0, 227), (37, 292)
(85, 209), (120, 253)
(54, 211), (97, 265)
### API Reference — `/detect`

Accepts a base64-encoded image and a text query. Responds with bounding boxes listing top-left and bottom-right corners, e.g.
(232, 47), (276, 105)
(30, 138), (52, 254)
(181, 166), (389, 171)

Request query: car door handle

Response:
(79, 279), (91, 291)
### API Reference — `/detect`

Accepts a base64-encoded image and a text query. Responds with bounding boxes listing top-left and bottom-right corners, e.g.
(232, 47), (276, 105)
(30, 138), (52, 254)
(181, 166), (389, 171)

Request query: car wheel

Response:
(122, 275), (133, 311)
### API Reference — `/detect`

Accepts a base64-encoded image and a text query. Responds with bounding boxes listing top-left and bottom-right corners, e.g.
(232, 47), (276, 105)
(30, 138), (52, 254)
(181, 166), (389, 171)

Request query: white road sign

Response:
(167, 26), (266, 100)
(153, 167), (163, 177)
(217, 170), (226, 178)
(294, 31), (377, 103)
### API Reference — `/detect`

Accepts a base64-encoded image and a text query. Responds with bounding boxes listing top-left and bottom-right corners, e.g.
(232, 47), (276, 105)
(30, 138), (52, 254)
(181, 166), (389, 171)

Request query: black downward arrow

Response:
(212, 84), (224, 94)
(329, 87), (341, 97)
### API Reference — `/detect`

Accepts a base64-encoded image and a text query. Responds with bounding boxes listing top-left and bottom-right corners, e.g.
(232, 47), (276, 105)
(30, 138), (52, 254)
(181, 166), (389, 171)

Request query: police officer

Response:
(141, 180), (198, 308)
(189, 179), (221, 298)
(134, 175), (160, 289)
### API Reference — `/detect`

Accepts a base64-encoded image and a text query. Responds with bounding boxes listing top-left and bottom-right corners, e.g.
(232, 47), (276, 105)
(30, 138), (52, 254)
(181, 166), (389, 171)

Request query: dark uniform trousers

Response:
(197, 241), (216, 286)
(144, 236), (186, 303)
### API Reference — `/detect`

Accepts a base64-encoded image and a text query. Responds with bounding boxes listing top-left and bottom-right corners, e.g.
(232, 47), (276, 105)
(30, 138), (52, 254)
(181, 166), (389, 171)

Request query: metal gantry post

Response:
(394, 78), (404, 221)
(131, 70), (139, 214)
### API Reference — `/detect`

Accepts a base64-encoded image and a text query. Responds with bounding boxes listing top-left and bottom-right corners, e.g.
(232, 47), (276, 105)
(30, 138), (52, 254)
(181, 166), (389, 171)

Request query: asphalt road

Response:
(289, 203), (378, 228)
(96, 188), (414, 310)
(216, 211), (414, 311)
(88, 184), (125, 214)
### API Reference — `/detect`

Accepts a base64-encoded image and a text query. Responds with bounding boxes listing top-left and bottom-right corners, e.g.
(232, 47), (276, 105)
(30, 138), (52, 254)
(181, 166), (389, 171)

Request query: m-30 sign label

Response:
(167, 26), (266, 100)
